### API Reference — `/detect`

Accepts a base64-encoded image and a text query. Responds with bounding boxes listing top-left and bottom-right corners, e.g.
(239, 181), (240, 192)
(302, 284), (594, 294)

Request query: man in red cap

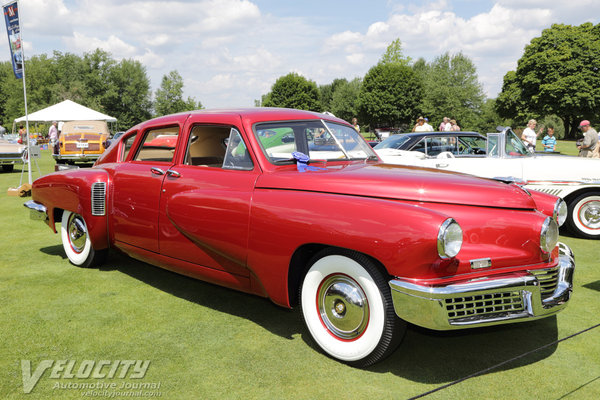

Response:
(577, 120), (599, 158)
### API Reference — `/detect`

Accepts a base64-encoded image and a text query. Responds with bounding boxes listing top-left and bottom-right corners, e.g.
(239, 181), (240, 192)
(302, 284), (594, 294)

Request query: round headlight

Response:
(540, 217), (559, 253)
(437, 218), (463, 259)
(553, 199), (567, 227)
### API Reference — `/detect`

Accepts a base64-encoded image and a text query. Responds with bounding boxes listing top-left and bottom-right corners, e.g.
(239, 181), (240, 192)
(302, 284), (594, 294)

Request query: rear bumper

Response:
(53, 153), (100, 162)
(389, 242), (575, 330)
(24, 200), (48, 223)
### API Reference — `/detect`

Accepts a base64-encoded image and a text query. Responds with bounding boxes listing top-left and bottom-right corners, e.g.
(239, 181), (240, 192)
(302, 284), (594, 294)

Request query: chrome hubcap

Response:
(579, 200), (600, 229)
(68, 214), (87, 253)
(317, 275), (369, 340)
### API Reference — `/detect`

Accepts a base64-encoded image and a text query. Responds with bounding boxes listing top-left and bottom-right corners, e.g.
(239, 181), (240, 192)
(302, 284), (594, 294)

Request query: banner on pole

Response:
(3, 1), (23, 79)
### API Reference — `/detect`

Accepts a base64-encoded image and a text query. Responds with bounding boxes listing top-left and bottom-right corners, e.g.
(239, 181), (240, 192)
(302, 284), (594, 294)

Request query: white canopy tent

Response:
(14, 99), (117, 124)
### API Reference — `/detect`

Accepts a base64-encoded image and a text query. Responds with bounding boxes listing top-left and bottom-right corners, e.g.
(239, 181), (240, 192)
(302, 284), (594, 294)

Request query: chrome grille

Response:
(530, 267), (559, 299)
(445, 291), (524, 320)
(91, 182), (106, 216)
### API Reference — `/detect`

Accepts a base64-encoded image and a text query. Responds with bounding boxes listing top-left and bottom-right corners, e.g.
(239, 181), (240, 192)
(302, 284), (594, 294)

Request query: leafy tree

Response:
(318, 78), (348, 112)
(262, 72), (320, 111)
(379, 38), (411, 66)
(496, 23), (600, 138)
(357, 63), (422, 129)
(103, 59), (152, 129)
(330, 78), (361, 123)
(418, 52), (485, 130)
(471, 98), (510, 134)
(154, 70), (202, 117)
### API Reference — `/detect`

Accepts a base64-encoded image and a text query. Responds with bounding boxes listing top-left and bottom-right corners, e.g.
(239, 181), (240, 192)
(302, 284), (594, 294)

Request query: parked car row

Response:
(24, 109), (575, 367)
(375, 128), (600, 239)
(0, 132), (26, 172)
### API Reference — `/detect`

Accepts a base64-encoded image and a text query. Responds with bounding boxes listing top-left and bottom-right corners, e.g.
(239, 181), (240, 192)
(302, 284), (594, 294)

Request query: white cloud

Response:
(8, 0), (600, 108)
(64, 32), (136, 58)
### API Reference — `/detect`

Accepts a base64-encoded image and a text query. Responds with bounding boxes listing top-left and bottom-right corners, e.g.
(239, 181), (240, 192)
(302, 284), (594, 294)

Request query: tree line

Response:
(259, 39), (497, 134)
(0, 49), (201, 131)
(261, 23), (600, 139)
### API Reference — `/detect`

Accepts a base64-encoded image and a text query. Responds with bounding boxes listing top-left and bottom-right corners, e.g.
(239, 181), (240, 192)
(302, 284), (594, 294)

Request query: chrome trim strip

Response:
(389, 242), (575, 330)
(24, 200), (48, 222)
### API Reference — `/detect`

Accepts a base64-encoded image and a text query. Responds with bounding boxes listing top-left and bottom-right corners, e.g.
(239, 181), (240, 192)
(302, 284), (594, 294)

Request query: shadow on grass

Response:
(583, 280), (600, 292)
(370, 317), (558, 382)
(93, 250), (561, 383)
(39, 244), (67, 259)
(99, 251), (302, 341)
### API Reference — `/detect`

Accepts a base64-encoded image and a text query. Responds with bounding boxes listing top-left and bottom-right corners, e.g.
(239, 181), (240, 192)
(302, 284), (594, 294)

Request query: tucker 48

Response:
(25, 109), (575, 367)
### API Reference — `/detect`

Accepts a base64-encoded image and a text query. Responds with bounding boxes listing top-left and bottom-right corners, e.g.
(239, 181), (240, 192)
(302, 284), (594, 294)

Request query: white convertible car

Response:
(375, 127), (600, 239)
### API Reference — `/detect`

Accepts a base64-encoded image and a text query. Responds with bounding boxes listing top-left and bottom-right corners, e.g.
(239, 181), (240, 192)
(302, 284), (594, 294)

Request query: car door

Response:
(158, 115), (260, 277)
(112, 124), (182, 253)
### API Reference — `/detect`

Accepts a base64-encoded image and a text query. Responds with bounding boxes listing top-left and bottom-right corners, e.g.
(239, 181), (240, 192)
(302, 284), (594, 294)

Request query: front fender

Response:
(247, 189), (451, 307)
(31, 169), (110, 251)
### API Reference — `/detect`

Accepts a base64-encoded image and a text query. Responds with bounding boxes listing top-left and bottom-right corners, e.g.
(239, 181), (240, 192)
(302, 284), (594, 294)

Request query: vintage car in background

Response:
(54, 120), (110, 164)
(25, 109), (575, 367)
(0, 133), (26, 172)
(376, 128), (600, 239)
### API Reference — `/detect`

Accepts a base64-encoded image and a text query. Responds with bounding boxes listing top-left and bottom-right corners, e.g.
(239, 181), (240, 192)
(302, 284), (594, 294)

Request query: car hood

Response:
(256, 163), (536, 210)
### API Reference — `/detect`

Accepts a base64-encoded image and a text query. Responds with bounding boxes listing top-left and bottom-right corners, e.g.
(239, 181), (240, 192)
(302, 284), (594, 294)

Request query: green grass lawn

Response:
(0, 147), (599, 399)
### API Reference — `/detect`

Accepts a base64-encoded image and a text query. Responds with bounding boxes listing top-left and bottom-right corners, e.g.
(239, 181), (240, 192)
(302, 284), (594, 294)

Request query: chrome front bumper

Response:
(24, 200), (48, 222)
(389, 242), (575, 330)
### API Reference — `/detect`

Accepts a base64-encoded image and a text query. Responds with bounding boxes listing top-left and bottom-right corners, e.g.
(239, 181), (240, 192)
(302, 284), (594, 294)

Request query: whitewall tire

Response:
(566, 192), (600, 239)
(300, 249), (405, 367)
(60, 211), (106, 268)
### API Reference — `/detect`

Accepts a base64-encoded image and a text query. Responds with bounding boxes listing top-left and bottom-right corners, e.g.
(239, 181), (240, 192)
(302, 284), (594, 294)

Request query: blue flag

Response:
(3, 1), (23, 79)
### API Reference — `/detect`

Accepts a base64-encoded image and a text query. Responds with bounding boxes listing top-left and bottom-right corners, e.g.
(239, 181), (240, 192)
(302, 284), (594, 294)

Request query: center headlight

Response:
(553, 199), (567, 227)
(540, 217), (559, 253)
(437, 218), (463, 259)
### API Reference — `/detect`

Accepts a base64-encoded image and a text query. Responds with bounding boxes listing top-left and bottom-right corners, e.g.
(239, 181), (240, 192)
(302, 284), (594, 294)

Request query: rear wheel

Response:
(299, 249), (405, 367)
(60, 211), (107, 267)
(1, 164), (14, 172)
(566, 192), (600, 239)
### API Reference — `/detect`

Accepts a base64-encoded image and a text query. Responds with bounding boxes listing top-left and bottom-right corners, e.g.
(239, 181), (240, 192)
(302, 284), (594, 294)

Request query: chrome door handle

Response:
(150, 167), (165, 175)
(166, 169), (181, 178)
(436, 163), (449, 168)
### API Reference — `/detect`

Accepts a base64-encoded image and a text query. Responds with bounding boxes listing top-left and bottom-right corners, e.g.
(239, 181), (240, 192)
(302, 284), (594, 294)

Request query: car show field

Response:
(1, 142), (599, 399)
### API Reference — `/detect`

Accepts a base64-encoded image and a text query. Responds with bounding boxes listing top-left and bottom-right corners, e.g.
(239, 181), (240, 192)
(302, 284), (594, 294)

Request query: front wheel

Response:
(300, 249), (405, 367)
(566, 192), (600, 239)
(60, 211), (107, 267)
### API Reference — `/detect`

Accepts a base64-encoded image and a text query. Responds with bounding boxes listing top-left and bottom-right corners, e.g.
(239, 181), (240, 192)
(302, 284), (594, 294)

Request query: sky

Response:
(2, 0), (599, 109)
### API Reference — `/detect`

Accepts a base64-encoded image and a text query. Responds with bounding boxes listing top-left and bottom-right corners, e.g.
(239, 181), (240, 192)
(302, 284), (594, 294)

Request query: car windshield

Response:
(255, 120), (377, 163)
(505, 129), (529, 157)
(374, 134), (411, 150)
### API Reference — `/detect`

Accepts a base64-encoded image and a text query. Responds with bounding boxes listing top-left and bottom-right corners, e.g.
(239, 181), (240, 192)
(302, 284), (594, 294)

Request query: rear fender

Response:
(32, 169), (110, 250)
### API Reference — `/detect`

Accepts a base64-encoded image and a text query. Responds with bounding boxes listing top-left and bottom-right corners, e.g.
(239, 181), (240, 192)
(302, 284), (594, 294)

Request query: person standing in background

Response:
(577, 120), (599, 158)
(351, 117), (360, 133)
(541, 126), (557, 152)
(449, 119), (460, 131)
(521, 119), (543, 152)
(438, 117), (450, 131)
(48, 121), (58, 154)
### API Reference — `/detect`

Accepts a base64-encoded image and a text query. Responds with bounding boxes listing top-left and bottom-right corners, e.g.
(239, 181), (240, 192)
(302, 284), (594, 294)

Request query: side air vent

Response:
(91, 182), (106, 216)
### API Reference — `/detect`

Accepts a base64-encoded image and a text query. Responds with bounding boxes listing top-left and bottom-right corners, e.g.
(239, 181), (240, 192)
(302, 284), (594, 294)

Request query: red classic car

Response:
(25, 108), (575, 367)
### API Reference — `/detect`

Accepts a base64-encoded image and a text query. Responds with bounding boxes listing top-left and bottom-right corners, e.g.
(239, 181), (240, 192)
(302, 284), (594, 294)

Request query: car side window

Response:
(183, 125), (253, 170)
(134, 126), (179, 162)
(223, 128), (253, 170)
(411, 138), (426, 154)
(121, 132), (138, 161)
